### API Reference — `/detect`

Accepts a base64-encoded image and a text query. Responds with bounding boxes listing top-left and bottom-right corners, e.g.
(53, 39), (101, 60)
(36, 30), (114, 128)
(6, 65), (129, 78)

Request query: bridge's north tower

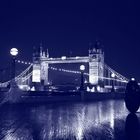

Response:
(89, 42), (104, 85)
(32, 45), (49, 86)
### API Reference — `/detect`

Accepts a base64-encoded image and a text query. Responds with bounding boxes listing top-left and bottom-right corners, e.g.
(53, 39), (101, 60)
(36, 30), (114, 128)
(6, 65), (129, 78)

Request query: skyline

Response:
(0, 0), (140, 80)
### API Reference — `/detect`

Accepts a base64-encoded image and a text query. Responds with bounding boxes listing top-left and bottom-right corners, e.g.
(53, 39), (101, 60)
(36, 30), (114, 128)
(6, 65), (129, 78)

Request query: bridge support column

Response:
(41, 62), (49, 86)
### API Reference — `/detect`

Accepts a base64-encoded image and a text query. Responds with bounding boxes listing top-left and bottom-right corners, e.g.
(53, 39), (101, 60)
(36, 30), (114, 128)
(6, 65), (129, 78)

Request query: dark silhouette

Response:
(125, 113), (140, 140)
(125, 79), (140, 113)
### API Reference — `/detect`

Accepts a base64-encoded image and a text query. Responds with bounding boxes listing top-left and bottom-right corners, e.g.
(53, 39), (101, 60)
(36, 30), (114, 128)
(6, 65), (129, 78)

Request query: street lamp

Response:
(111, 73), (115, 92)
(10, 48), (18, 81)
(131, 78), (135, 81)
(10, 48), (18, 56)
(80, 65), (85, 91)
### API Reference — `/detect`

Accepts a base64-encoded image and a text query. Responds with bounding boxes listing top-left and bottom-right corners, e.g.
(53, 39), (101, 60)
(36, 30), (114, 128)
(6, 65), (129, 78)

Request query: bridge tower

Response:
(32, 45), (49, 86)
(40, 48), (49, 86)
(89, 41), (104, 86)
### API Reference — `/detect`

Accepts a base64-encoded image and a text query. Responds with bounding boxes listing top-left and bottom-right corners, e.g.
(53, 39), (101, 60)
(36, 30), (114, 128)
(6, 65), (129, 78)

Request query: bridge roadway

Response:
(40, 56), (90, 64)
(0, 100), (140, 140)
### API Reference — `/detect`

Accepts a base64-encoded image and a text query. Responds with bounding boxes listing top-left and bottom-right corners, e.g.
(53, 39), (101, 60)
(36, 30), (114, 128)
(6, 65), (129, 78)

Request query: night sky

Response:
(0, 0), (140, 81)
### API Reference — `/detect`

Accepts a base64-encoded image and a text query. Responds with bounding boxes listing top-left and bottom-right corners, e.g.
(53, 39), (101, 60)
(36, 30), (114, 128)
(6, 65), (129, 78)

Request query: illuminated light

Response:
(84, 80), (88, 83)
(131, 78), (135, 81)
(97, 85), (101, 92)
(18, 85), (30, 91)
(22, 61), (24, 63)
(111, 73), (115, 78)
(76, 56), (79, 59)
(110, 102), (115, 129)
(89, 75), (98, 84)
(25, 62), (27, 64)
(87, 87), (90, 92)
(32, 65), (41, 82)
(18, 85), (24, 90)
(49, 89), (52, 92)
(31, 86), (35, 91)
(50, 58), (53, 60)
(18, 60), (20, 63)
(77, 125), (83, 140)
(61, 56), (66, 60)
(91, 87), (95, 92)
(80, 65), (85, 71)
(10, 48), (18, 56)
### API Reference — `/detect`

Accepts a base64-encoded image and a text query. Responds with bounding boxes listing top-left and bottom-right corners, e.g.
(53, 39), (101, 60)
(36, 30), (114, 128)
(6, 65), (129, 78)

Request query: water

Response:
(0, 100), (139, 140)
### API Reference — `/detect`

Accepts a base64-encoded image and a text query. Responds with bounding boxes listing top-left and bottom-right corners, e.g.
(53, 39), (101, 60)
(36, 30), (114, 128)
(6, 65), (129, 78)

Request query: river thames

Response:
(0, 100), (140, 140)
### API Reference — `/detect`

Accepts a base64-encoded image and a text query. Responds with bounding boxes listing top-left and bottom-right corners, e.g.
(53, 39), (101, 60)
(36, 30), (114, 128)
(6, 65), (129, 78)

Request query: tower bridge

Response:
(32, 42), (104, 86)
(0, 42), (129, 92)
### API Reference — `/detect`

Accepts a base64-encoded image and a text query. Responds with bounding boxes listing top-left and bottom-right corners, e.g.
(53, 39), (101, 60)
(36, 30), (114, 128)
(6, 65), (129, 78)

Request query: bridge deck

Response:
(40, 56), (90, 63)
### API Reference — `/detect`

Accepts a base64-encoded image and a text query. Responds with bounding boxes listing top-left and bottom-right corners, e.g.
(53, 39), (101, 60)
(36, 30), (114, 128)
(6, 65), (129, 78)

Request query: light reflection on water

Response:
(0, 100), (129, 140)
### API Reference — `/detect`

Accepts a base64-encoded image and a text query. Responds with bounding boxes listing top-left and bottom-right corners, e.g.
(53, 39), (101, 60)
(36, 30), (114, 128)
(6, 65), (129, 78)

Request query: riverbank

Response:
(0, 90), (125, 104)
(20, 91), (125, 103)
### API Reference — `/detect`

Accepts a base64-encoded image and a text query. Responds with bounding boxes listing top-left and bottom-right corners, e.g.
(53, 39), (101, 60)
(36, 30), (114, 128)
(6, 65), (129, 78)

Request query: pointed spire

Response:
(94, 40), (100, 49)
(33, 46), (36, 57)
(46, 49), (49, 58)
(43, 51), (46, 57)
(89, 42), (93, 50)
(40, 42), (43, 57)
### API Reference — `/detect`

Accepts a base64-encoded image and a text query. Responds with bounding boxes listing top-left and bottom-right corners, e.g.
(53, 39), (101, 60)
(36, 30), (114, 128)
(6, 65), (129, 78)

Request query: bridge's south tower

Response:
(89, 42), (104, 85)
